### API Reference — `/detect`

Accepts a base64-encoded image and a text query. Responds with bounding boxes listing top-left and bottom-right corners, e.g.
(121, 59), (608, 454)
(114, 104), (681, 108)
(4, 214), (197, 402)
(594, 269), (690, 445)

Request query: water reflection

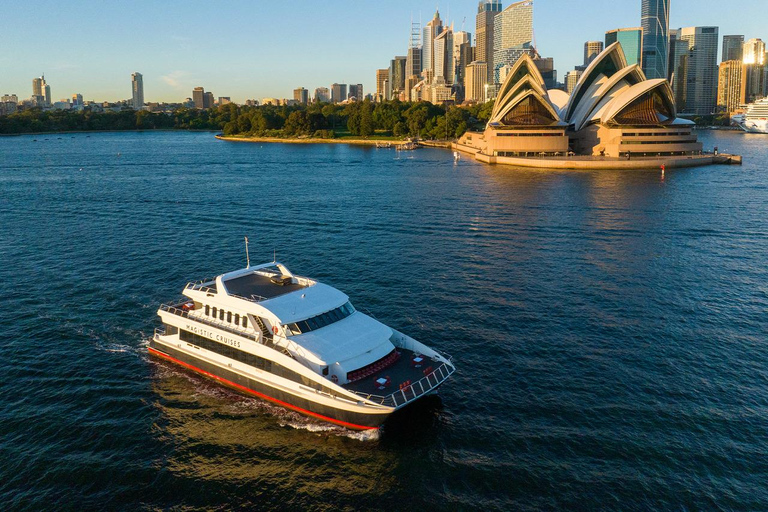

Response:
(148, 358), (449, 506)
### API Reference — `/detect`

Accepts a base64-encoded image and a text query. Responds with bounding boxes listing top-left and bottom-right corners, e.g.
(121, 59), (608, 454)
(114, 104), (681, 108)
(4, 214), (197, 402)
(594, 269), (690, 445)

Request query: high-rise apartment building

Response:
(331, 84), (347, 103)
(605, 28), (643, 68)
(32, 75), (51, 106)
(679, 26), (719, 115)
(722, 35), (744, 62)
(422, 10), (444, 79)
(464, 61), (488, 102)
(131, 72), (144, 110)
(743, 38), (766, 65)
(717, 60), (746, 113)
(584, 41), (604, 66)
(406, 19), (422, 80)
(314, 87), (330, 103)
(375, 69), (389, 102)
(218, 97), (232, 105)
(348, 84), (363, 101)
(668, 33), (689, 107)
(406, 46), (422, 80)
(203, 92), (214, 109)
(493, 0), (534, 84)
(641, 0), (670, 79)
(192, 87), (205, 108)
(293, 87), (309, 105)
(454, 33), (474, 90)
(476, 1), (502, 84)
(565, 69), (583, 94)
(388, 57), (407, 99)
(434, 28), (454, 85)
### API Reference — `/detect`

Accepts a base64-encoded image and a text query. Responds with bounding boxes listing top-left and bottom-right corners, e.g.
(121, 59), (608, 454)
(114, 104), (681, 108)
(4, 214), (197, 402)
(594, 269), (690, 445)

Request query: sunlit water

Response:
(1, 130), (766, 510)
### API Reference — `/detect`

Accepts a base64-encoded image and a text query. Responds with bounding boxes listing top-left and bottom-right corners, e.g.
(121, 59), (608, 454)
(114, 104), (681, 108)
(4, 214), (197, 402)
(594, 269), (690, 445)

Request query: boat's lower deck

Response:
(149, 337), (391, 430)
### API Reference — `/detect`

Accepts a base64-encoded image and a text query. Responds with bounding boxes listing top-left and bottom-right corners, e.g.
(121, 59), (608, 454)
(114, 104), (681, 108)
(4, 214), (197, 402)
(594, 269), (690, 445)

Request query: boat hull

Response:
(148, 340), (391, 430)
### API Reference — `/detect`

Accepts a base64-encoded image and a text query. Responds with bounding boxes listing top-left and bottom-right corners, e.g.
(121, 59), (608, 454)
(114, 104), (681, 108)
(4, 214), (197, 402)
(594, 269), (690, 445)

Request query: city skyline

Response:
(1, 0), (766, 104)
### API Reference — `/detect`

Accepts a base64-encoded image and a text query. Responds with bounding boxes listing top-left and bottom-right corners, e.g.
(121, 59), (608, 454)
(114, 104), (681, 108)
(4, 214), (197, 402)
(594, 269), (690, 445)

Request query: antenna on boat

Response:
(273, 248), (276, 263)
(244, 236), (250, 268)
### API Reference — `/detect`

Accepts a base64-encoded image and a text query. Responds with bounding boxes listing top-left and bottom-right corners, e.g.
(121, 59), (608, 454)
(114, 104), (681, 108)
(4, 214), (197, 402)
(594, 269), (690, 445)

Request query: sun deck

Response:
(343, 348), (453, 408)
(222, 271), (309, 301)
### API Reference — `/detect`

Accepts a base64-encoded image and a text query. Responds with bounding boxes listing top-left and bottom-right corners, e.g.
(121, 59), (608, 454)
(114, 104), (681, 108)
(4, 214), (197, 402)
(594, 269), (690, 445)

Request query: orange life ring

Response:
(331, 375), (338, 383)
(272, 325), (279, 335)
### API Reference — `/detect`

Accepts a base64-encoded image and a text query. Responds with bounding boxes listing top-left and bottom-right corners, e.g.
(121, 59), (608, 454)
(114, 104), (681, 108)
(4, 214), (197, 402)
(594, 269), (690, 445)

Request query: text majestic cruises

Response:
(150, 261), (455, 430)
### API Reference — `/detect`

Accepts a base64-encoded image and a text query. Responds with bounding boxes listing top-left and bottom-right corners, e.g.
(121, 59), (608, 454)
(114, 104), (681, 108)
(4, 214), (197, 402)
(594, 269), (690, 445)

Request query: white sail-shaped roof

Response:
(564, 42), (628, 123)
(600, 79), (677, 125)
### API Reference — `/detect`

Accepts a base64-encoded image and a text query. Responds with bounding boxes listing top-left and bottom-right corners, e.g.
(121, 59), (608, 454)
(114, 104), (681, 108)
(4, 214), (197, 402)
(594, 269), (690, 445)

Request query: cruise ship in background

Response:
(732, 98), (768, 134)
(150, 261), (455, 430)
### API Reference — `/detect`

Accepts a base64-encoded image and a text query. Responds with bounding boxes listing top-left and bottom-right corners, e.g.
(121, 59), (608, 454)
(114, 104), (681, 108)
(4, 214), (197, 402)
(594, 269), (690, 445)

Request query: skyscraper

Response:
(668, 31), (689, 107)
(314, 87), (330, 103)
(331, 83), (347, 103)
(464, 61), (489, 102)
(434, 28), (454, 85)
(584, 41), (604, 66)
(348, 84), (363, 101)
(453, 31), (473, 88)
(493, 0), (534, 83)
(679, 26), (719, 115)
(32, 75), (51, 107)
(293, 87), (309, 105)
(605, 28), (643, 68)
(203, 92), (214, 109)
(475, 1), (502, 84)
(722, 35), (744, 62)
(565, 69), (583, 93)
(375, 69), (389, 102)
(717, 60), (746, 113)
(131, 72), (144, 110)
(192, 87), (205, 108)
(388, 57), (407, 99)
(743, 38), (766, 65)
(641, 0), (670, 79)
(406, 19), (422, 80)
(422, 10), (443, 78)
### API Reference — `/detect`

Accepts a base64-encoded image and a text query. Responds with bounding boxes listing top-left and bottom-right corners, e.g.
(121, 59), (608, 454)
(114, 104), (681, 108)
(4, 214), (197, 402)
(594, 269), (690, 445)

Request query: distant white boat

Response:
(732, 98), (768, 134)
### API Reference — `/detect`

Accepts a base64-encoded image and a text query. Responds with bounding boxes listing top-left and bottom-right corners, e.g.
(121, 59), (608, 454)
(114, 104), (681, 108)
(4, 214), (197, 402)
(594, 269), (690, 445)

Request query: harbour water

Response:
(1, 130), (767, 510)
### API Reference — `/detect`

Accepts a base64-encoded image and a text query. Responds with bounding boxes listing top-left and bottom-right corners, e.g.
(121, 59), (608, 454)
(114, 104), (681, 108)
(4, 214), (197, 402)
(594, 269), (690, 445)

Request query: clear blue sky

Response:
(1, 0), (764, 103)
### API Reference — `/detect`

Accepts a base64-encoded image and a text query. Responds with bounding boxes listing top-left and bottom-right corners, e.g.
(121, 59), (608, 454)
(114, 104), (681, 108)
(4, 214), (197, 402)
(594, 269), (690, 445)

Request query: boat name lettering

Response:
(184, 324), (241, 348)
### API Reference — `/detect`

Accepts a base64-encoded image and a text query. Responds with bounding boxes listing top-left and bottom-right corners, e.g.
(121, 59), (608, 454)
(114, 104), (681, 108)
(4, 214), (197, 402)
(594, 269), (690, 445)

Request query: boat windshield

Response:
(286, 302), (355, 335)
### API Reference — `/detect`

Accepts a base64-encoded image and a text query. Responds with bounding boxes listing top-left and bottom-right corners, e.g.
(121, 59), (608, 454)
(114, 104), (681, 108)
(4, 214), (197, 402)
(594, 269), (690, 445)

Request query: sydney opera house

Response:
(456, 42), (708, 168)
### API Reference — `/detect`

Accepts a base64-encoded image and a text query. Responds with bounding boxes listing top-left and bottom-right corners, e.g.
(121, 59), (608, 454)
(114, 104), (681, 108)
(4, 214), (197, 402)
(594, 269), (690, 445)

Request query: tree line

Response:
(0, 100), (496, 139)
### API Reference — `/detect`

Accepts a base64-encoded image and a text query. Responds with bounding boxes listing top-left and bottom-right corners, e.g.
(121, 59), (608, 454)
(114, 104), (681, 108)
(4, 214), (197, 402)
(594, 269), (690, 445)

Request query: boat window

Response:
(219, 309), (225, 321)
(242, 316), (248, 328)
(177, 329), (335, 394)
(205, 305), (210, 316)
(285, 301), (355, 335)
(234, 314), (240, 325)
(212, 307), (217, 318)
(227, 311), (232, 323)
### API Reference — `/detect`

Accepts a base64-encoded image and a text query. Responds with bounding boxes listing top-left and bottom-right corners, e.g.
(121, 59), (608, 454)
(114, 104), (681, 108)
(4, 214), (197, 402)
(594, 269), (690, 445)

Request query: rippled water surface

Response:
(1, 131), (767, 511)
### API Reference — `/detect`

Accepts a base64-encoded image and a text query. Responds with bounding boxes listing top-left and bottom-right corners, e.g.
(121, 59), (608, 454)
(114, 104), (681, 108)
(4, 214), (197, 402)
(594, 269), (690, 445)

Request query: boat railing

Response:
(184, 281), (217, 295)
(154, 327), (166, 337)
(348, 360), (456, 408)
(158, 303), (259, 343)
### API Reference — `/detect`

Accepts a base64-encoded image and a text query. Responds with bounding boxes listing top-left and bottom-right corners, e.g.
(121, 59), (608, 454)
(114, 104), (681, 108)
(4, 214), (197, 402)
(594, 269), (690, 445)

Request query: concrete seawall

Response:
(453, 143), (741, 170)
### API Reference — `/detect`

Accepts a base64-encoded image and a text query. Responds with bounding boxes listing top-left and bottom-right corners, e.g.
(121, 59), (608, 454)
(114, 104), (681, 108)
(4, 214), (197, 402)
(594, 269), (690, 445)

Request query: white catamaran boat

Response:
(732, 98), (768, 134)
(150, 261), (455, 430)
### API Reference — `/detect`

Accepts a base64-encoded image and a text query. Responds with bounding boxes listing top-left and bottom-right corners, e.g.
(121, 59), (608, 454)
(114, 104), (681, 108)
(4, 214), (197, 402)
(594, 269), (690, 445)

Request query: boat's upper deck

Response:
(223, 271), (309, 301)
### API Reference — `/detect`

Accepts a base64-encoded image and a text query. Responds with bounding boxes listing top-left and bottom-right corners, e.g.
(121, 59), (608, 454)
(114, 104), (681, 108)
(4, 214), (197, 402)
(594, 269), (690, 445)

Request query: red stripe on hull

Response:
(148, 346), (378, 430)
